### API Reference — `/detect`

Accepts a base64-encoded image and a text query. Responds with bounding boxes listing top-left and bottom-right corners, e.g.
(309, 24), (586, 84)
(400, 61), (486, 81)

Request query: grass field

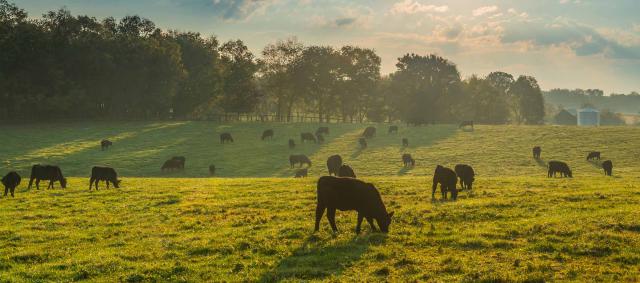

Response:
(1, 122), (640, 282)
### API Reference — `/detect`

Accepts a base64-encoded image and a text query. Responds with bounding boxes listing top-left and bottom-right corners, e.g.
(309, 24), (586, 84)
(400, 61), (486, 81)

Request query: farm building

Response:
(554, 109), (577, 125)
(577, 108), (600, 126)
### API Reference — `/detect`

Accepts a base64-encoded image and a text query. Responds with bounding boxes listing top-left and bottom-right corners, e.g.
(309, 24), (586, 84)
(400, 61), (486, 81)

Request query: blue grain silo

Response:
(577, 108), (600, 126)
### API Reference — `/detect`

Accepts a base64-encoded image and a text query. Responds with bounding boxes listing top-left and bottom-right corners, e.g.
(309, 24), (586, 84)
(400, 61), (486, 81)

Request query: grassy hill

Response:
(1, 122), (639, 178)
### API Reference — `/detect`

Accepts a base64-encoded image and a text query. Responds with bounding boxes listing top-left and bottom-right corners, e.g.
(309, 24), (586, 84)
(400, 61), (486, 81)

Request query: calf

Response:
(28, 165), (67, 190)
(338, 165), (356, 178)
(101, 139), (113, 151)
(402, 154), (415, 167)
(209, 165), (218, 176)
(2, 172), (21, 197)
(172, 156), (186, 170)
(388, 126), (398, 134)
(602, 160), (613, 176)
(587, 151), (601, 161)
(454, 164), (475, 191)
(359, 138), (368, 149)
(89, 166), (120, 190)
(289, 155), (312, 168)
(161, 159), (182, 172)
(288, 139), (296, 149)
(261, 129), (274, 141)
(220, 133), (234, 144)
(362, 127), (376, 139)
(459, 121), (474, 129)
(402, 138), (409, 147)
(294, 168), (308, 178)
(548, 161), (572, 178)
(316, 127), (329, 136)
(326, 155), (343, 176)
(315, 176), (394, 233)
(316, 133), (325, 144)
(301, 132), (317, 143)
(432, 165), (458, 200)
(532, 146), (541, 159)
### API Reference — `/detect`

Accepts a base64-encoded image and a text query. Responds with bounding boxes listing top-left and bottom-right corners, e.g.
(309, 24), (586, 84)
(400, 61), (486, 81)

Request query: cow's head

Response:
(60, 178), (68, 188)
(115, 180), (121, 188)
(377, 211), (395, 233)
(567, 170), (573, 178)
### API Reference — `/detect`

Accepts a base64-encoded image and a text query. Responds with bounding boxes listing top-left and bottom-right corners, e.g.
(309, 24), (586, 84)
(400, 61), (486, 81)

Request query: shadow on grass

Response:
(535, 158), (547, 169)
(588, 160), (603, 169)
(259, 233), (385, 282)
(397, 166), (413, 176)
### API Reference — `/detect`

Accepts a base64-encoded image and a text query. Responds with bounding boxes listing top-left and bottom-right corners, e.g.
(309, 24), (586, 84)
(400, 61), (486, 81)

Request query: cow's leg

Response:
(35, 179), (40, 190)
(3, 186), (7, 196)
(356, 213), (364, 233)
(327, 207), (338, 232)
(366, 217), (377, 232)
(432, 183), (437, 199)
(314, 204), (325, 232)
(28, 177), (35, 190)
(89, 177), (94, 190)
(10, 186), (15, 197)
(106, 180), (110, 189)
(49, 181), (54, 189)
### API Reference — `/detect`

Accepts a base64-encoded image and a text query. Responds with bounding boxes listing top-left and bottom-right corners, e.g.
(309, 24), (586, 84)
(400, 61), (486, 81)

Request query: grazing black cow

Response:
(2, 172), (21, 197)
(171, 156), (186, 170)
(338, 165), (356, 178)
(289, 155), (312, 168)
(359, 138), (368, 149)
(101, 139), (113, 151)
(261, 129), (274, 141)
(548, 161), (572, 178)
(288, 139), (296, 149)
(89, 166), (120, 190)
(326, 155), (343, 176)
(454, 164), (475, 191)
(432, 165), (458, 200)
(388, 126), (398, 134)
(315, 176), (394, 233)
(220, 133), (234, 144)
(316, 133), (325, 144)
(316, 127), (329, 136)
(533, 146), (541, 159)
(161, 159), (182, 172)
(362, 127), (376, 139)
(587, 151), (601, 161)
(402, 154), (415, 167)
(301, 132), (317, 143)
(209, 165), (217, 176)
(28, 165), (67, 190)
(602, 160), (613, 176)
(295, 168), (308, 178)
(402, 138), (409, 147)
(459, 121), (474, 129)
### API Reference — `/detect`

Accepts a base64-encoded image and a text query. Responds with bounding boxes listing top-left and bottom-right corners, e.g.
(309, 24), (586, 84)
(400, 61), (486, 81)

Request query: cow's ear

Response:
(388, 211), (395, 218)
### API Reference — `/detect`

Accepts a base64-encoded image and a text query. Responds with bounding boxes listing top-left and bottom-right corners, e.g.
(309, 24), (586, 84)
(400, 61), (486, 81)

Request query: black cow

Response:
(301, 132), (317, 143)
(316, 127), (329, 136)
(161, 159), (182, 172)
(432, 165), (458, 200)
(402, 154), (415, 167)
(220, 133), (234, 144)
(359, 138), (368, 149)
(289, 155), (312, 168)
(402, 138), (409, 147)
(532, 146), (541, 159)
(28, 165), (67, 190)
(362, 127), (376, 139)
(316, 133), (325, 144)
(454, 164), (475, 191)
(315, 176), (394, 233)
(602, 160), (613, 176)
(388, 126), (398, 134)
(209, 165), (217, 176)
(101, 139), (113, 151)
(587, 151), (601, 161)
(171, 156), (186, 170)
(2, 172), (21, 197)
(338, 165), (356, 178)
(548, 161), (572, 178)
(295, 168), (308, 178)
(288, 139), (296, 149)
(261, 129), (274, 141)
(89, 166), (120, 190)
(459, 121), (474, 129)
(326, 155), (343, 176)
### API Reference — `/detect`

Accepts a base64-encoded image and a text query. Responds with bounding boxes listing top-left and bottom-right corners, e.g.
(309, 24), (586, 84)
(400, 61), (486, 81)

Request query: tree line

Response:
(0, 1), (545, 124)
(545, 88), (640, 115)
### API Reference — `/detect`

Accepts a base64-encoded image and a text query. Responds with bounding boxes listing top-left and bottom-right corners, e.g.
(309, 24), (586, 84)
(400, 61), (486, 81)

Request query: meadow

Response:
(1, 122), (640, 282)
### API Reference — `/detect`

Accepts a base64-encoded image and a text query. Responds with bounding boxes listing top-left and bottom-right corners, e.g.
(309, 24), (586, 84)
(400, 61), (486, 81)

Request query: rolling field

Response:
(1, 122), (640, 282)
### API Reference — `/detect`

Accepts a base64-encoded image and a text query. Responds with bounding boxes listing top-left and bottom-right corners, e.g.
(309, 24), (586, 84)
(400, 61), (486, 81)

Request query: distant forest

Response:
(2, 0), (545, 124)
(544, 89), (640, 114)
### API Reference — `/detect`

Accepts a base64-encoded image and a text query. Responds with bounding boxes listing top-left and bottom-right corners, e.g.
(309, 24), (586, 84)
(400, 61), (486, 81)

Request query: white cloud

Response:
(472, 6), (499, 17)
(391, 0), (448, 15)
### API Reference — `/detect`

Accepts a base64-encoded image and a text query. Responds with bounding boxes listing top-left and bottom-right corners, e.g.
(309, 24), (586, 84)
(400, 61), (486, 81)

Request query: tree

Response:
(260, 38), (304, 121)
(338, 46), (381, 122)
(219, 40), (260, 115)
(461, 76), (510, 124)
(510, 76), (545, 124)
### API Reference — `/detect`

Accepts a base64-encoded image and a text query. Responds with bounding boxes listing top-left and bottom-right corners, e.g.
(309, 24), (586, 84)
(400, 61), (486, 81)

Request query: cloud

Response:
(209, 0), (275, 20)
(472, 6), (498, 17)
(391, 0), (448, 15)
(335, 17), (357, 27)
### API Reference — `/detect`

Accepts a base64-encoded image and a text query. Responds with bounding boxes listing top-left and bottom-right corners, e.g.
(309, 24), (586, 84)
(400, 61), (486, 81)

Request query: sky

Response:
(13, 0), (640, 94)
